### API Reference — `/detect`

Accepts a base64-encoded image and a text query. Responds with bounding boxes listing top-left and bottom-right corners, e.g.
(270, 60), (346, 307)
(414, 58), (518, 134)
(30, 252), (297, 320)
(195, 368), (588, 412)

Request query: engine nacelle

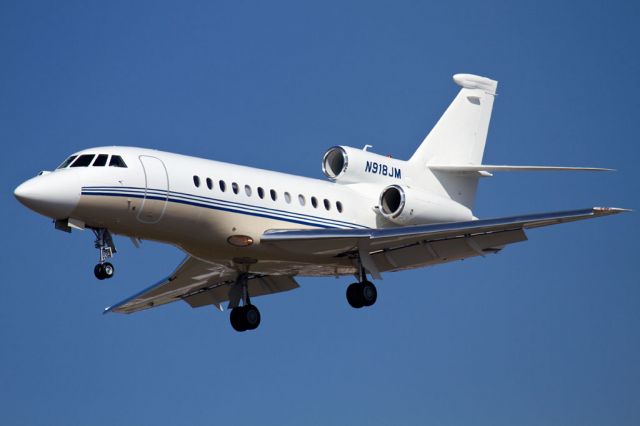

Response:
(322, 146), (407, 184)
(378, 185), (473, 225)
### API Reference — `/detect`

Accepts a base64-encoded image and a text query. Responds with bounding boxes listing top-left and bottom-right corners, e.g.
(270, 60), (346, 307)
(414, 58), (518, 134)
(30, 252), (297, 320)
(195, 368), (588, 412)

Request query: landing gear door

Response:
(137, 155), (169, 224)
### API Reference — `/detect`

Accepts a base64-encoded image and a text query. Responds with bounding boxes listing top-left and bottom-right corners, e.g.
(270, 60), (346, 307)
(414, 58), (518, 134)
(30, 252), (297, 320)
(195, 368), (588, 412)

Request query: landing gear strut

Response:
(346, 265), (377, 309)
(229, 273), (261, 332)
(92, 228), (116, 280)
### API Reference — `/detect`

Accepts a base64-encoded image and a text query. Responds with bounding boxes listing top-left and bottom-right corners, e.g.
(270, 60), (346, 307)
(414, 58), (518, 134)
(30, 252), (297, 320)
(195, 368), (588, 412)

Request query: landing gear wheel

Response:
(94, 264), (105, 280)
(102, 262), (114, 279)
(94, 262), (115, 280)
(230, 305), (261, 332)
(360, 281), (377, 307)
(346, 281), (377, 308)
(243, 305), (261, 330)
(346, 283), (365, 309)
(230, 307), (247, 332)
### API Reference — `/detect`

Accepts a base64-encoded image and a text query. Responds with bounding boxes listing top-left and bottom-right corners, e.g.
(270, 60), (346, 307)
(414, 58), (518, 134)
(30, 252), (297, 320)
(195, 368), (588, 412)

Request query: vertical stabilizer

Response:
(410, 74), (497, 166)
(409, 74), (498, 209)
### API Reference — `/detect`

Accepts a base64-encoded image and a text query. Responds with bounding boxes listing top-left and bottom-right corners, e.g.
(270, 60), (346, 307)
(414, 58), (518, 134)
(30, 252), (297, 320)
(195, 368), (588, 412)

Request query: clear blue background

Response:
(1, 1), (638, 425)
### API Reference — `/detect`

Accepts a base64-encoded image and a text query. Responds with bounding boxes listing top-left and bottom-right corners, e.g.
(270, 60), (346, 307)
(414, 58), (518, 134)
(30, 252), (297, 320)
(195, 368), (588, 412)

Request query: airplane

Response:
(13, 73), (628, 332)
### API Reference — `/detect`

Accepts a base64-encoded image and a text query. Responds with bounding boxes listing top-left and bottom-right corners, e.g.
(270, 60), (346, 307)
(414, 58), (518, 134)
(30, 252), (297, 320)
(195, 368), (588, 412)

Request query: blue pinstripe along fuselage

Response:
(81, 186), (368, 230)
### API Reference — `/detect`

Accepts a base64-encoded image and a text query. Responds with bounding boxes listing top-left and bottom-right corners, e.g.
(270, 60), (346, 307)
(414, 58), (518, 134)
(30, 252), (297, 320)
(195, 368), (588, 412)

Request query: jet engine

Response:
(378, 184), (473, 225)
(322, 146), (407, 185)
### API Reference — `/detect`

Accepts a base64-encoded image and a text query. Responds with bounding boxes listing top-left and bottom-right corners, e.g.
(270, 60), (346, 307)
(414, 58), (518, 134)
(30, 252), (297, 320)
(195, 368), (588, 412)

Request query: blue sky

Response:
(1, 1), (638, 424)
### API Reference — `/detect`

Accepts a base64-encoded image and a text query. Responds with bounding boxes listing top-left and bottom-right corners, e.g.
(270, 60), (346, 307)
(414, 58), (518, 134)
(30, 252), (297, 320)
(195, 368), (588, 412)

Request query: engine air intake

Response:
(379, 185), (404, 217)
(322, 146), (348, 180)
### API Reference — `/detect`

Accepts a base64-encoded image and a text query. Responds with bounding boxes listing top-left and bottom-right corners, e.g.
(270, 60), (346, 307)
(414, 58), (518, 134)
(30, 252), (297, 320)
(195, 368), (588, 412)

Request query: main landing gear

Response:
(346, 280), (377, 308)
(229, 273), (261, 332)
(230, 304), (261, 332)
(346, 265), (378, 309)
(92, 228), (116, 280)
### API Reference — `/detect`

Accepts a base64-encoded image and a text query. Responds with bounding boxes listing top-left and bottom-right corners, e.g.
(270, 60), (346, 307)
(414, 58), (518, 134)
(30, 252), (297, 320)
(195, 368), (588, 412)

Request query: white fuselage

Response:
(17, 146), (407, 276)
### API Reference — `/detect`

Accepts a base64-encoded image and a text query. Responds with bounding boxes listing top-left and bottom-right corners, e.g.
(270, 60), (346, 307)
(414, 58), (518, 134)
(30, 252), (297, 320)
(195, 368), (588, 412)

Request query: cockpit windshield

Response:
(109, 155), (127, 167)
(93, 154), (108, 166)
(57, 155), (77, 169)
(56, 153), (128, 169)
(70, 154), (96, 167)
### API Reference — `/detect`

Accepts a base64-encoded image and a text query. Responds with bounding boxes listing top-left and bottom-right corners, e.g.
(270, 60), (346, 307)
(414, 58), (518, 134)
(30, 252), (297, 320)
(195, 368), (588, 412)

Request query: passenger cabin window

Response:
(232, 182), (239, 194)
(284, 192), (291, 203)
(206, 178), (213, 190)
(109, 155), (127, 168)
(70, 154), (96, 167)
(257, 187), (265, 199)
(193, 175), (201, 187)
(57, 155), (77, 169)
(219, 180), (226, 192)
(93, 154), (108, 167)
(298, 194), (306, 206)
(336, 201), (343, 213)
(323, 199), (331, 210)
(311, 196), (318, 208)
(270, 189), (277, 201)
(245, 185), (252, 196)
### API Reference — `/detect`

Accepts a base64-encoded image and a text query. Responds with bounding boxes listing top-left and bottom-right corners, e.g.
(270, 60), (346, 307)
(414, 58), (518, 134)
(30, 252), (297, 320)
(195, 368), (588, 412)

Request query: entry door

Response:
(137, 155), (169, 224)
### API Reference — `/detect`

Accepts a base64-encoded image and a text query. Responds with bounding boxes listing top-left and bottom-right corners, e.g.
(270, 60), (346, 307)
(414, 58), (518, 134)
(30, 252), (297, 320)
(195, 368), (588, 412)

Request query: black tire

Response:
(361, 281), (377, 307)
(346, 283), (364, 308)
(102, 262), (115, 279)
(230, 307), (247, 332)
(94, 264), (105, 280)
(243, 305), (261, 330)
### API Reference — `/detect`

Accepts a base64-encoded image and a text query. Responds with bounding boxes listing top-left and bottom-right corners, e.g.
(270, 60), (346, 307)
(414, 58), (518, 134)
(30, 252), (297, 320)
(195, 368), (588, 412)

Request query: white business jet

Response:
(14, 74), (627, 332)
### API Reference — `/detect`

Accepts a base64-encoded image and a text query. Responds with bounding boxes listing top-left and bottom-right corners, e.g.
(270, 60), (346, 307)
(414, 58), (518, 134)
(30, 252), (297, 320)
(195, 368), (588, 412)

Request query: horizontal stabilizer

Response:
(428, 164), (614, 173)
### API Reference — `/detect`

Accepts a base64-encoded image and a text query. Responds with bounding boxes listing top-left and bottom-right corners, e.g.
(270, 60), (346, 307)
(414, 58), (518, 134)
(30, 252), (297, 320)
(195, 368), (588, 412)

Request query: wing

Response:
(106, 207), (626, 314)
(261, 207), (628, 278)
(105, 256), (299, 314)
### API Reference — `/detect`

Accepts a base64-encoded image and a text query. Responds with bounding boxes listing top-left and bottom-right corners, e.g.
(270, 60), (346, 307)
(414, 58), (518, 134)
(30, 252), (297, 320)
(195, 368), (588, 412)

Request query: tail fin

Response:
(409, 74), (498, 210)
(410, 73), (498, 166)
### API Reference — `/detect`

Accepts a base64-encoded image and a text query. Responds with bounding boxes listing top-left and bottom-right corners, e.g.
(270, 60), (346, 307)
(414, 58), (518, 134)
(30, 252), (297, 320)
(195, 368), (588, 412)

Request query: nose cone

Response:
(14, 173), (80, 219)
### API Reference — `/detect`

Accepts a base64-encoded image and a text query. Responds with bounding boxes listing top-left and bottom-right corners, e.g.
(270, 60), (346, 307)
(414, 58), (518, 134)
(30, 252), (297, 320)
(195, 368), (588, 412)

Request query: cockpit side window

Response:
(70, 154), (96, 167)
(57, 155), (77, 169)
(93, 154), (109, 166)
(109, 155), (127, 168)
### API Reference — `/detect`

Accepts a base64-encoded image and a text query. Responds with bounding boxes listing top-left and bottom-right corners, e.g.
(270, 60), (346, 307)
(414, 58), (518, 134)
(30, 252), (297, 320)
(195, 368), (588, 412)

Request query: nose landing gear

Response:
(92, 228), (116, 280)
(94, 262), (115, 280)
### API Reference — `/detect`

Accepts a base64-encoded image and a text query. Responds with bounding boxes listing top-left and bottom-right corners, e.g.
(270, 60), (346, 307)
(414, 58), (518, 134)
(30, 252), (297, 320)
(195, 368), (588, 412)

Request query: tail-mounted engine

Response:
(378, 185), (473, 225)
(322, 146), (407, 185)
